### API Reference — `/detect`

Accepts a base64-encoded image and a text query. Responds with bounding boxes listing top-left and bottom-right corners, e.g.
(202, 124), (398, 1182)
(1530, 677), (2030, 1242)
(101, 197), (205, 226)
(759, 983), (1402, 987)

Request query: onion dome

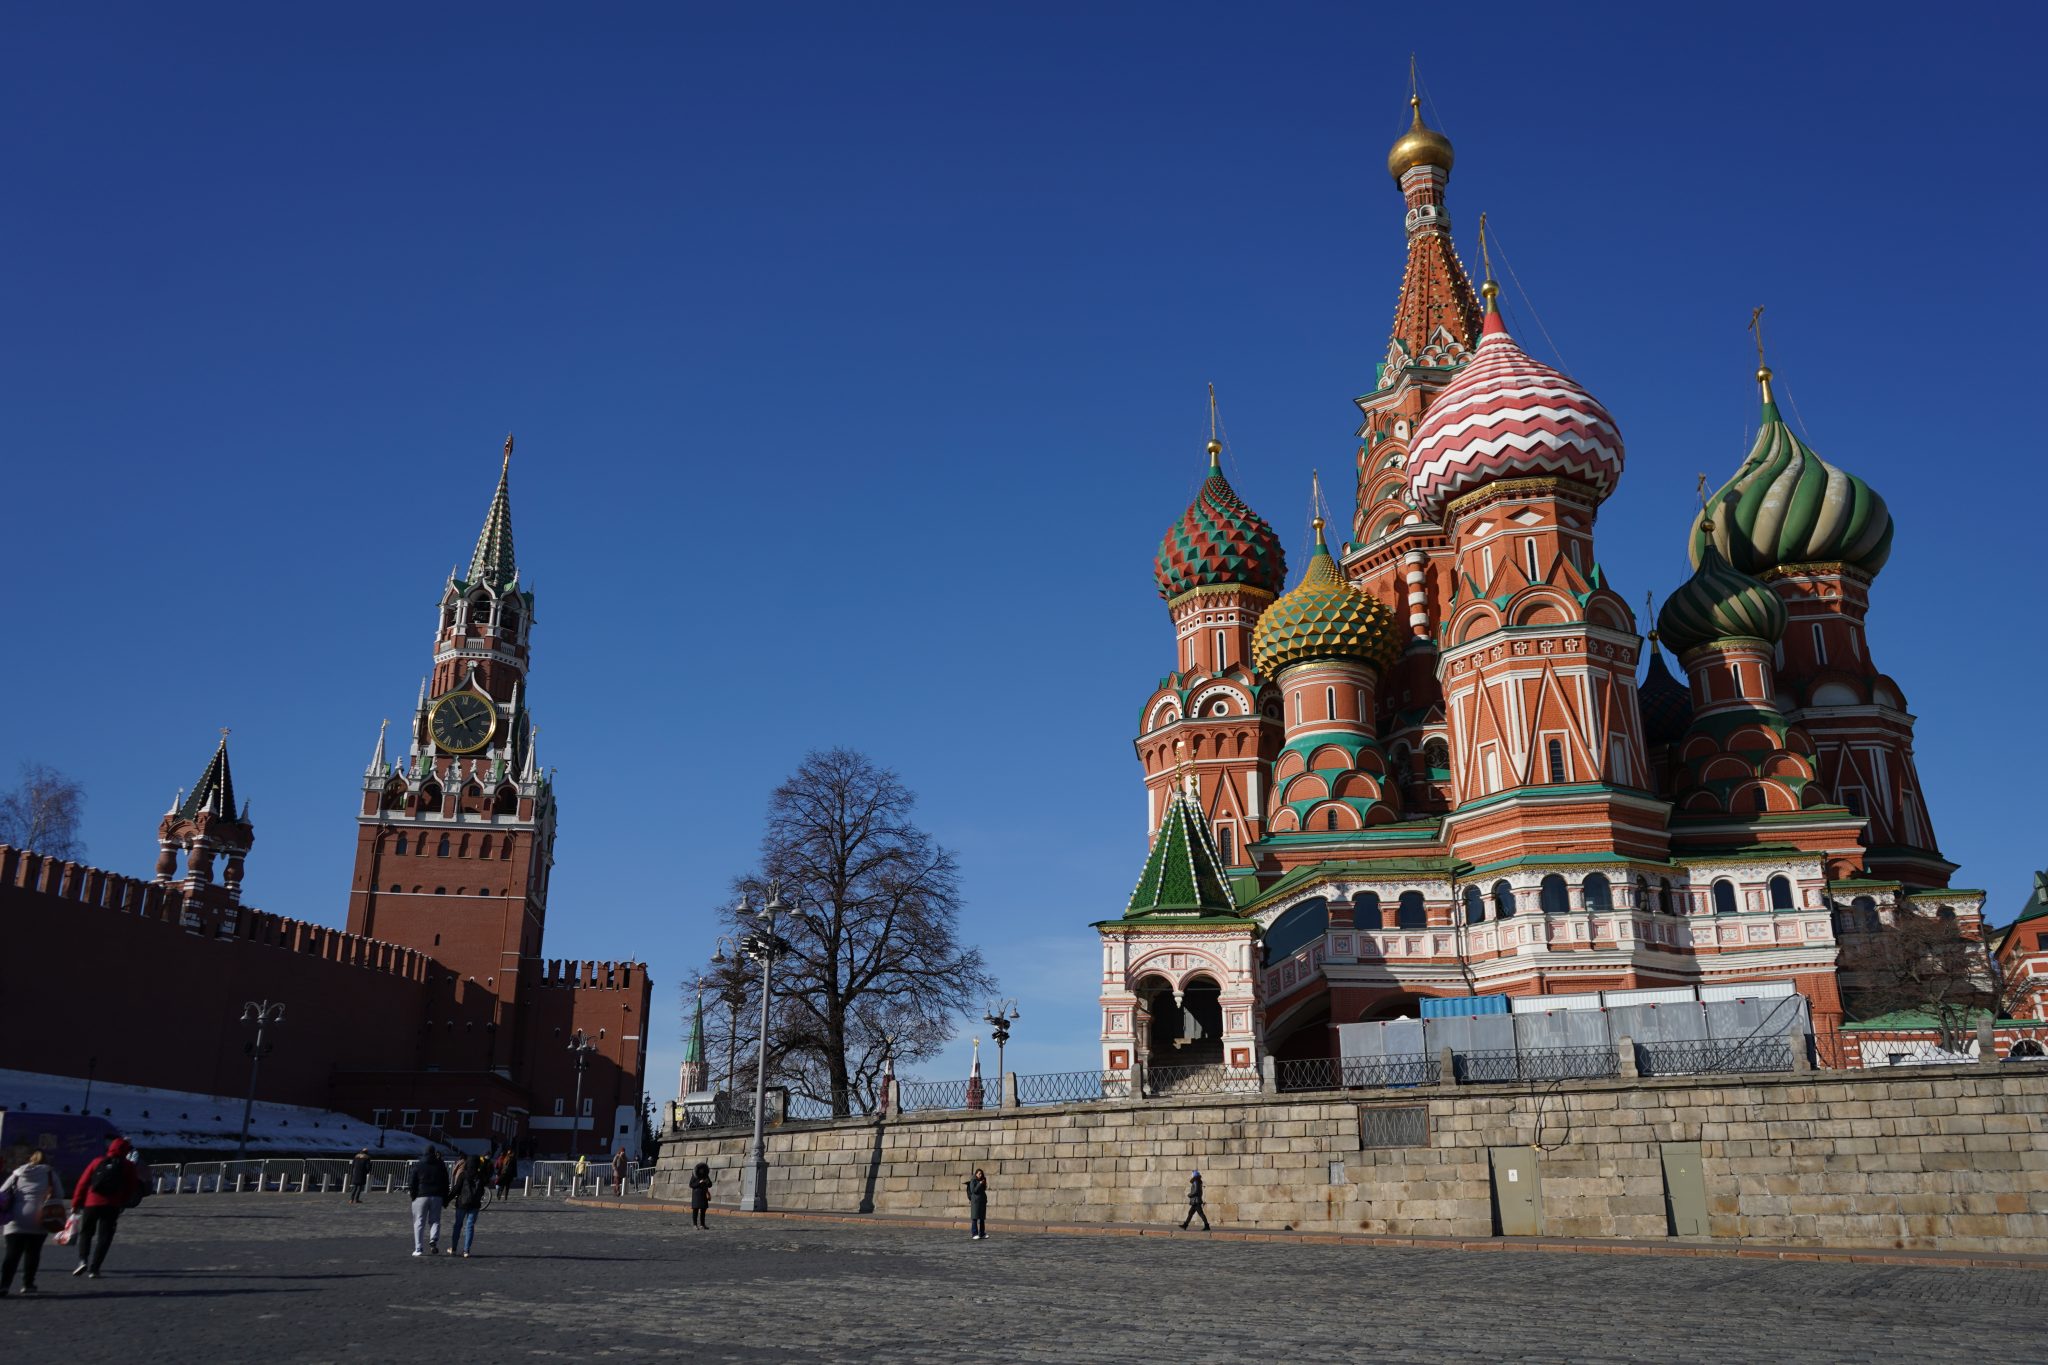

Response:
(1251, 518), (1401, 675)
(1406, 287), (1626, 522)
(1638, 637), (1693, 746)
(1690, 368), (1893, 577)
(1656, 541), (1788, 656)
(1156, 440), (1287, 600)
(1388, 96), (1455, 182)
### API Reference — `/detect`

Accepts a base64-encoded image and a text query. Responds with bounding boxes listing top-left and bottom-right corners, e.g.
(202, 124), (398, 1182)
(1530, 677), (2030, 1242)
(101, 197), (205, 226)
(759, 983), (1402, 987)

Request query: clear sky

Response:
(5, 3), (2045, 1100)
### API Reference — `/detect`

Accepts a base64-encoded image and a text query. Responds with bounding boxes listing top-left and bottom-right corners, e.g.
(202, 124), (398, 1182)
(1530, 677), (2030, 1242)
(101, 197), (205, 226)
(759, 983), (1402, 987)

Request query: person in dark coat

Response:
(407, 1148), (450, 1257)
(347, 1149), (373, 1204)
(1180, 1169), (1209, 1231)
(70, 1137), (141, 1278)
(965, 1168), (989, 1240)
(448, 1155), (489, 1257)
(687, 1163), (712, 1229)
(493, 1149), (516, 1203)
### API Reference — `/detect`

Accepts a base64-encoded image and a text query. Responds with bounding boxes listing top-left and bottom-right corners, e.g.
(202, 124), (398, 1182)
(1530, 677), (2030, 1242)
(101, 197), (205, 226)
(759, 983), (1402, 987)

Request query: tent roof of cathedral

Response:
(1691, 373), (1893, 579)
(1407, 293), (1625, 522)
(1123, 785), (1239, 919)
(1155, 443), (1287, 601)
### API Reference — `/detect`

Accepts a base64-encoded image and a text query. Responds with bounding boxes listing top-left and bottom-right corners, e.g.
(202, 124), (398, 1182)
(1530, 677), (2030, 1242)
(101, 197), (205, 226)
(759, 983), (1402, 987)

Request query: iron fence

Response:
(1453, 1046), (1620, 1084)
(894, 1078), (989, 1112)
(1142, 1065), (1261, 1098)
(1278, 1053), (1441, 1093)
(1635, 1038), (1795, 1077)
(1014, 1070), (1116, 1106)
(150, 1158), (644, 1197)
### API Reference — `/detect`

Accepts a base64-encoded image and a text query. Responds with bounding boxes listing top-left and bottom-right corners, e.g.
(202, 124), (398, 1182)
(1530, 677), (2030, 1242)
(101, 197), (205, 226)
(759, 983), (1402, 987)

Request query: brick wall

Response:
(652, 1063), (2048, 1253)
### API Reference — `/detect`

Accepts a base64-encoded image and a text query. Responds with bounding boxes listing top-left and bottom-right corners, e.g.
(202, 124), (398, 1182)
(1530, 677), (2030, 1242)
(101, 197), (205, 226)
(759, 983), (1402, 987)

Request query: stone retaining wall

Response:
(653, 1062), (2048, 1253)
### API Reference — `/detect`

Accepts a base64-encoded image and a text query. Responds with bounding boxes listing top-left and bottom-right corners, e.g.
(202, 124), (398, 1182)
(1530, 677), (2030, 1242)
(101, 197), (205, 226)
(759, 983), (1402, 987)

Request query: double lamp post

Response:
(713, 886), (789, 1211)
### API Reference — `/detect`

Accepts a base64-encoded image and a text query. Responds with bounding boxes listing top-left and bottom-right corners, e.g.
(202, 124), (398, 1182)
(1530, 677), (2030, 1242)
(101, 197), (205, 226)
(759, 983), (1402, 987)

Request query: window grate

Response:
(1359, 1105), (1429, 1149)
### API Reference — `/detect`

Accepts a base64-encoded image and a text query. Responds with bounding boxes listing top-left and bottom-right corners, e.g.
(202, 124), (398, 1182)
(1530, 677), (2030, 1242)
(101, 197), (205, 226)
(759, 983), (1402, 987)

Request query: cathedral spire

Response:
(1376, 84), (1481, 394)
(469, 434), (517, 590)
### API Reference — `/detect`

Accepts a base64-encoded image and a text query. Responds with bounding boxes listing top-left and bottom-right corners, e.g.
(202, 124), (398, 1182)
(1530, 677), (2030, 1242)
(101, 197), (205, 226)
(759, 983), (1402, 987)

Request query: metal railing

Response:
(894, 1078), (988, 1112)
(1277, 1053), (1440, 1093)
(1015, 1070), (1118, 1106)
(150, 1158), (648, 1197)
(1636, 1038), (1794, 1077)
(1142, 1064), (1261, 1098)
(1453, 1046), (1620, 1084)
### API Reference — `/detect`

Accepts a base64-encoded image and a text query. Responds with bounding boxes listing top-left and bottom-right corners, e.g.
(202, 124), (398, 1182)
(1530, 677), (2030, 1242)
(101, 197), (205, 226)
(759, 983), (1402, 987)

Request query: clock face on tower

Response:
(429, 691), (497, 754)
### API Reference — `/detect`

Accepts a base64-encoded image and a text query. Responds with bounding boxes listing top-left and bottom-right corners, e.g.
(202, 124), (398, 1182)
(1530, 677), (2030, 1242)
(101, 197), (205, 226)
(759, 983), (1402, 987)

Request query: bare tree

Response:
(702, 749), (996, 1117)
(1842, 912), (2005, 1052)
(0, 762), (86, 860)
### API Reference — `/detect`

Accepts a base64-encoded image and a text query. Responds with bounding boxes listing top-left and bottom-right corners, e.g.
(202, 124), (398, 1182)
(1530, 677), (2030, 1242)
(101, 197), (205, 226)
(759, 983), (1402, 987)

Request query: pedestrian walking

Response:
(69, 1137), (142, 1279)
(1180, 1169), (1210, 1231)
(2, 1151), (68, 1295)
(408, 1148), (450, 1257)
(687, 1162), (712, 1229)
(347, 1148), (373, 1204)
(574, 1153), (589, 1192)
(448, 1154), (489, 1258)
(493, 1148), (515, 1203)
(965, 1168), (989, 1240)
(610, 1147), (629, 1198)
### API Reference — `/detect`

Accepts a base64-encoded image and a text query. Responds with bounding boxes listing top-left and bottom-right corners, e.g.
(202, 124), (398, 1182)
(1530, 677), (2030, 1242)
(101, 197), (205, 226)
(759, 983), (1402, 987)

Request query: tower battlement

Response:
(538, 958), (643, 990)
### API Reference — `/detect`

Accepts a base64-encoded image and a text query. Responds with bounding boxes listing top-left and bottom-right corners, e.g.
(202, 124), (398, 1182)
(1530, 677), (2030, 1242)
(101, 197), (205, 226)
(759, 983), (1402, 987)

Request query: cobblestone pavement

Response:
(1, 1197), (2039, 1363)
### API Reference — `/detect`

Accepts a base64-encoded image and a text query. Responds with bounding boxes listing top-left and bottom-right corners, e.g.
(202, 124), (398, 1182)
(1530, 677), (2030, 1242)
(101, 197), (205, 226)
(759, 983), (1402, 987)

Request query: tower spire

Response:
(367, 717), (389, 776)
(469, 435), (517, 589)
(180, 730), (238, 821)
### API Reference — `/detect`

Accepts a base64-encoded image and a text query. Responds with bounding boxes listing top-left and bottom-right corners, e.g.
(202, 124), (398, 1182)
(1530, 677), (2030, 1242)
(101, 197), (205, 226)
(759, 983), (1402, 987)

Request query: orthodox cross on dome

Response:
(1748, 306), (1776, 405)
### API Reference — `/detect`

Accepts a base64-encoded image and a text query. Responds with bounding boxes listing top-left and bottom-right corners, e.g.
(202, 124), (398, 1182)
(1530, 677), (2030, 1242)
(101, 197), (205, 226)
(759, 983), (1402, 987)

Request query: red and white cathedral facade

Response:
(1098, 99), (1983, 1074)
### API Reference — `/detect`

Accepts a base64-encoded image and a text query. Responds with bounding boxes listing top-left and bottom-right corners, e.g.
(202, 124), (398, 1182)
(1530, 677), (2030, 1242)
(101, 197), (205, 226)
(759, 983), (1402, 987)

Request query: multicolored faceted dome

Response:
(1407, 292), (1626, 522)
(1250, 521), (1402, 675)
(1156, 442), (1288, 601)
(1691, 370), (1893, 578)
(1657, 541), (1789, 656)
(1638, 639), (1693, 746)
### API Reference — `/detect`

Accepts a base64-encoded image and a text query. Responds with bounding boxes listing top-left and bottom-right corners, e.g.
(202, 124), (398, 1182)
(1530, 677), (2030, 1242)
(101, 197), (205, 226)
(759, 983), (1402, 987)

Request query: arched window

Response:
(1634, 875), (1650, 914)
(1539, 875), (1569, 914)
(1396, 891), (1427, 929)
(437, 834), (451, 858)
(383, 781), (406, 811)
(458, 834), (470, 857)
(1768, 875), (1794, 910)
(502, 602), (522, 636)
(470, 598), (492, 630)
(1582, 872), (1612, 912)
(1492, 880), (1516, 920)
(500, 836), (514, 861)
(395, 834), (408, 857)
(1326, 686), (1336, 720)
(479, 834), (493, 859)
(1463, 885), (1485, 924)
(1851, 895), (1878, 931)
(1263, 898), (1328, 965)
(1353, 892), (1382, 930)
(1423, 738), (1450, 776)
(1216, 825), (1235, 865)
(1546, 739), (1566, 784)
(1659, 877), (1675, 915)
(1325, 808), (1339, 831)
(421, 783), (442, 810)
(1712, 879), (1738, 915)
(494, 785), (518, 816)
(434, 886), (447, 896)
(1937, 904), (1956, 922)
(388, 883), (400, 893)
(441, 607), (456, 632)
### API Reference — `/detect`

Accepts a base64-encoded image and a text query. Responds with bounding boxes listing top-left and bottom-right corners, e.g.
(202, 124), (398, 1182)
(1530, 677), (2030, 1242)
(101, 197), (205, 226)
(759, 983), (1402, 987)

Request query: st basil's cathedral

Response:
(1096, 97), (1981, 1075)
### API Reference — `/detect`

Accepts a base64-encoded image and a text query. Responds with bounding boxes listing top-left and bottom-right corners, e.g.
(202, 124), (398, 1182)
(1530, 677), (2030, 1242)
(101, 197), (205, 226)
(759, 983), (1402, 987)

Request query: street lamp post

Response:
(735, 887), (787, 1211)
(566, 1029), (599, 1158)
(235, 1002), (285, 1162)
(983, 999), (1020, 1096)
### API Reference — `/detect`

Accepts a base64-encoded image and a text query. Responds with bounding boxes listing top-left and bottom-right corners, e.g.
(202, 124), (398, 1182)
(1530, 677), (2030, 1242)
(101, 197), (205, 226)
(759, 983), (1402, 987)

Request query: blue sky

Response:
(5, 3), (2044, 1099)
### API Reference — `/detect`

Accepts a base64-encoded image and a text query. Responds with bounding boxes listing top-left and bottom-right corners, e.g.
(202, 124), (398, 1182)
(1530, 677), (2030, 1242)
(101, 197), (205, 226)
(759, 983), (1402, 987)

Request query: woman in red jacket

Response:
(70, 1137), (141, 1280)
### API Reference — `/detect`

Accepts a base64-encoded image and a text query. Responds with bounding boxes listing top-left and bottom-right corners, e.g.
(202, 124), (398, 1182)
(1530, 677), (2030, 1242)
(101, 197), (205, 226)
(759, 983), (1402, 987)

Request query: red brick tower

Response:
(345, 436), (556, 1077)
(154, 732), (255, 913)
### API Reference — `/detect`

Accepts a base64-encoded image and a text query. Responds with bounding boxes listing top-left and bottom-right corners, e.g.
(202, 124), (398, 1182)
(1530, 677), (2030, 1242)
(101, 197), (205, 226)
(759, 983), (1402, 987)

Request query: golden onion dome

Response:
(1387, 96), (1455, 183)
(1250, 519), (1402, 676)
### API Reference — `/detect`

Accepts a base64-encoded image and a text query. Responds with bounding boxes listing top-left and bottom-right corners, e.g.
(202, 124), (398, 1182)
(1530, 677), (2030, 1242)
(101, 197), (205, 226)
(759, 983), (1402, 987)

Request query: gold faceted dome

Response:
(1387, 97), (1454, 182)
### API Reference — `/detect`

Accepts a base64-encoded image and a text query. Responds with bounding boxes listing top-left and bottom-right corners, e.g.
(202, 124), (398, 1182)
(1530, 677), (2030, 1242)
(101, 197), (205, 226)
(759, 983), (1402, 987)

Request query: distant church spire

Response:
(469, 434), (517, 589)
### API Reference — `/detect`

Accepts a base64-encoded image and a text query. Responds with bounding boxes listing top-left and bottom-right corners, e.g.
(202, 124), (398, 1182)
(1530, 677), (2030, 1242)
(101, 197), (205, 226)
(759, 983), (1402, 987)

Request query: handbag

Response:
(53, 1210), (82, 1246)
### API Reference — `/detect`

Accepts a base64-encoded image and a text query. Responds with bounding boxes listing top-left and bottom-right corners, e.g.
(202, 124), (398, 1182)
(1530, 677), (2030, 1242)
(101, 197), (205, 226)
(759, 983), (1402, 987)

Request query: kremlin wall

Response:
(0, 443), (653, 1158)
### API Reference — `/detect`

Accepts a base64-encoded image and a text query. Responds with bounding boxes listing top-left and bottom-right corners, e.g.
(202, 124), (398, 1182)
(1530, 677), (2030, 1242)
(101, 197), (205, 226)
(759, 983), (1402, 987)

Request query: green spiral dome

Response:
(1691, 384), (1893, 578)
(1657, 541), (1789, 656)
(1250, 525), (1401, 676)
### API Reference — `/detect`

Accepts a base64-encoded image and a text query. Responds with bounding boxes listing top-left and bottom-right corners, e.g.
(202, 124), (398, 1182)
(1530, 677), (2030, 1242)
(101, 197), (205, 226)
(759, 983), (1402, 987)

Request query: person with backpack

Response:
(70, 1137), (142, 1279)
(448, 1154), (489, 1258)
(406, 1148), (450, 1257)
(687, 1162), (712, 1229)
(2, 1150), (68, 1295)
(347, 1148), (374, 1205)
(1180, 1169), (1210, 1231)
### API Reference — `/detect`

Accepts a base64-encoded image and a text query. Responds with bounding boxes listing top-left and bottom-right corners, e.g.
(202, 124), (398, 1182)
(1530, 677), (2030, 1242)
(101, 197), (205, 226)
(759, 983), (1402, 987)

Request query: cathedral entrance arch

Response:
(1140, 972), (1225, 1069)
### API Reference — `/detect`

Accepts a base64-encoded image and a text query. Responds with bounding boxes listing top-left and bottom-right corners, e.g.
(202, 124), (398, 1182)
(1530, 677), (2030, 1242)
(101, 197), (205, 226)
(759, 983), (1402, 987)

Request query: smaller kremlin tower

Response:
(154, 733), (254, 910)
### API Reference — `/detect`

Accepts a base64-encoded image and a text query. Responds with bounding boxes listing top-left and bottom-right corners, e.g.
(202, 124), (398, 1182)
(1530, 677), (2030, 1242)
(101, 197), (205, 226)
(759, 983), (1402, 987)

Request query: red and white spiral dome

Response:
(1406, 300), (1625, 522)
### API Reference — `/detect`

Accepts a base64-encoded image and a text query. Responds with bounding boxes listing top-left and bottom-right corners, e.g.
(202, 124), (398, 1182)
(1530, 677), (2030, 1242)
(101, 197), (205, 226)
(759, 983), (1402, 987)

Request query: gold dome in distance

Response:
(1387, 96), (1454, 182)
